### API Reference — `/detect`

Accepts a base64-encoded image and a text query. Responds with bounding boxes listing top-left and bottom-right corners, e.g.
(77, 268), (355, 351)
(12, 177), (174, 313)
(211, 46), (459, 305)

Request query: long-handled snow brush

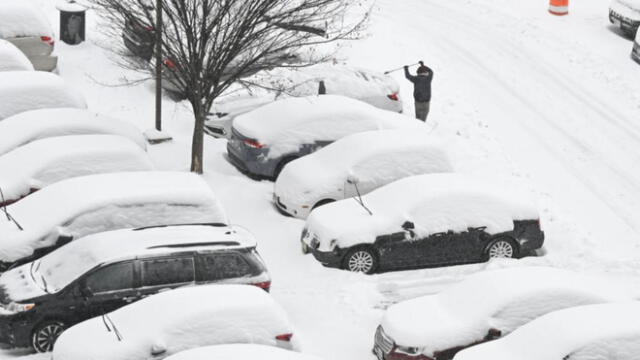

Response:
(384, 61), (423, 75)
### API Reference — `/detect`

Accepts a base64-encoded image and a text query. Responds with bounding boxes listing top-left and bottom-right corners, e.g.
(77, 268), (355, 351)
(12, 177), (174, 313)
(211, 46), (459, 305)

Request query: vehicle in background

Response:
(53, 285), (297, 359)
(275, 129), (454, 219)
(0, 108), (146, 156)
(0, 224), (270, 352)
(0, 2), (58, 71)
(228, 95), (420, 180)
(0, 172), (227, 271)
(123, 13), (155, 60)
(374, 267), (634, 360)
(0, 135), (154, 207)
(453, 303), (640, 360)
(609, 0), (640, 38)
(632, 27), (640, 64)
(0, 72), (86, 121)
(0, 39), (34, 72)
(302, 173), (544, 274)
(206, 64), (404, 138)
(165, 344), (321, 360)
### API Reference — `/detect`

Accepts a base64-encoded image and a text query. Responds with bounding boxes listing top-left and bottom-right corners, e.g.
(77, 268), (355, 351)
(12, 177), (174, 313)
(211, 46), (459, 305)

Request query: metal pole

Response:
(155, 0), (162, 131)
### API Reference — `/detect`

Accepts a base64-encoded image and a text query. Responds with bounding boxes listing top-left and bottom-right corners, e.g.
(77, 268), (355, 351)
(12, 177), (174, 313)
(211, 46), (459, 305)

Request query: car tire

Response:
(273, 156), (298, 180)
(301, 240), (310, 254)
(342, 246), (379, 274)
(32, 320), (66, 353)
(485, 238), (519, 260)
(312, 199), (335, 210)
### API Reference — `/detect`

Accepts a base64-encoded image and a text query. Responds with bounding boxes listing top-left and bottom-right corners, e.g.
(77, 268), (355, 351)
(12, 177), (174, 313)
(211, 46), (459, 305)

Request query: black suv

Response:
(0, 224), (270, 352)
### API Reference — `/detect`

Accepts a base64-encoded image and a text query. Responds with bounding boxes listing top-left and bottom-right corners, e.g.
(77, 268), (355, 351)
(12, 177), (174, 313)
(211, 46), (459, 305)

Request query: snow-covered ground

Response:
(2, 0), (640, 359)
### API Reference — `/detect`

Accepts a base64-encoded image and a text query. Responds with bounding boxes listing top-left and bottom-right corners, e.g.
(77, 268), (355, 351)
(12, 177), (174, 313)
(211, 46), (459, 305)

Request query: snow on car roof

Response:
(454, 302), (640, 360)
(0, 2), (53, 38)
(0, 72), (86, 120)
(0, 135), (154, 202)
(382, 267), (635, 357)
(53, 285), (294, 360)
(0, 39), (34, 72)
(164, 344), (322, 360)
(0, 108), (146, 156)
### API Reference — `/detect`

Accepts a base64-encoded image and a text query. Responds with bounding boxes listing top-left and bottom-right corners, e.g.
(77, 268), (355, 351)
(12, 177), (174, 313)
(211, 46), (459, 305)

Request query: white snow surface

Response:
(0, 72), (86, 120)
(0, 135), (153, 202)
(305, 174), (539, 251)
(0, 40), (33, 72)
(164, 344), (321, 360)
(382, 267), (635, 356)
(53, 285), (296, 360)
(0, 172), (227, 262)
(453, 302), (640, 360)
(610, 0), (640, 20)
(0, 2), (52, 38)
(0, 108), (146, 156)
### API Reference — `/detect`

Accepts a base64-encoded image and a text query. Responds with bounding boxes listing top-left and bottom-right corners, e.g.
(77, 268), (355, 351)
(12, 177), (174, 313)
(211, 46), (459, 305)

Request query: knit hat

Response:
(417, 65), (429, 74)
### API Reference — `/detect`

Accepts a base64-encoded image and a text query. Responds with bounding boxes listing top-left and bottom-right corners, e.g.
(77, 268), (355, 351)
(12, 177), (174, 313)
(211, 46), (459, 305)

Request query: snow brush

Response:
(384, 62), (422, 75)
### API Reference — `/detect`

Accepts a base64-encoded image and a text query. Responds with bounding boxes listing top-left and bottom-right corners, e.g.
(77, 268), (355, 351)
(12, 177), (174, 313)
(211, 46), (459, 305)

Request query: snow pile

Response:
(381, 267), (635, 357)
(53, 285), (296, 360)
(0, 2), (53, 38)
(0, 172), (228, 262)
(0, 135), (153, 202)
(164, 344), (321, 360)
(305, 173), (539, 250)
(0, 72), (86, 120)
(233, 95), (422, 158)
(453, 302), (640, 360)
(0, 40), (33, 72)
(0, 108), (146, 156)
(610, 0), (640, 20)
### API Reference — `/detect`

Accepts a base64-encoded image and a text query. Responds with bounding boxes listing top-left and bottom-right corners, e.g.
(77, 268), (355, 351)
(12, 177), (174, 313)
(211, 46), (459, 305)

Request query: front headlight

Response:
(6, 302), (35, 313)
(394, 345), (423, 355)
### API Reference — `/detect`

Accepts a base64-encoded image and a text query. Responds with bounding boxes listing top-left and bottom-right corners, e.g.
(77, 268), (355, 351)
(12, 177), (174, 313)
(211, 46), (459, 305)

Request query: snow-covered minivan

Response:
(609, 0), (640, 38)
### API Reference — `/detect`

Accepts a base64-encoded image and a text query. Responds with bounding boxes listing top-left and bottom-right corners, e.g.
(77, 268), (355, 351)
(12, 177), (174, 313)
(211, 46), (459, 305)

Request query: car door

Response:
(374, 231), (425, 269)
(414, 231), (457, 266)
(196, 252), (255, 283)
(82, 261), (139, 317)
(137, 255), (196, 299)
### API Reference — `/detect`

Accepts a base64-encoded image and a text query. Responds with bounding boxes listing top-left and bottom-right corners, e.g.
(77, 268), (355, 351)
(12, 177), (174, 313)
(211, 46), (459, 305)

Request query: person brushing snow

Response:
(404, 61), (434, 121)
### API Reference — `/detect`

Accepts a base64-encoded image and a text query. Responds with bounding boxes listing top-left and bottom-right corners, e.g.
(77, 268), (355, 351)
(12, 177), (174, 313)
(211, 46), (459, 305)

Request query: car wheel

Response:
(273, 157), (298, 180)
(32, 321), (65, 353)
(486, 238), (518, 260)
(343, 247), (378, 274)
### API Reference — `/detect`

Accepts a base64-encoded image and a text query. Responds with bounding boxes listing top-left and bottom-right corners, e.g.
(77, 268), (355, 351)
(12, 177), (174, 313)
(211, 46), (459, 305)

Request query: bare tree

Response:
(92, 0), (370, 173)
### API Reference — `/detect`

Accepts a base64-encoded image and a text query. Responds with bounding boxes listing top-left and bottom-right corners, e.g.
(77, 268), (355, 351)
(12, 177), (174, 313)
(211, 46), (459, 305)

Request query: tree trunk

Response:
(190, 99), (205, 174)
(154, 0), (163, 131)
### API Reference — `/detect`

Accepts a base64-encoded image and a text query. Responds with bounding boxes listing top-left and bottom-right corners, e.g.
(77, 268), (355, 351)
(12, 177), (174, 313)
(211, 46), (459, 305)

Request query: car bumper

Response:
(30, 55), (58, 72)
(273, 195), (311, 218)
(226, 142), (276, 179)
(517, 232), (545, 256)
(0, 314), (32, 348)
(308, 247), (344, 269)
(609, 9), (640, 35)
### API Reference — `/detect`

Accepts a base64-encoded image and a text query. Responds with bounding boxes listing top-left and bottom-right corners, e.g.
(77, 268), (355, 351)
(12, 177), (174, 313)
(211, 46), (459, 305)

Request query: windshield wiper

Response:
(348, 181), (373, 216)
(101, 312), (123, 341)
(39, 274), (51, 294)
(0, 187), (23, 231)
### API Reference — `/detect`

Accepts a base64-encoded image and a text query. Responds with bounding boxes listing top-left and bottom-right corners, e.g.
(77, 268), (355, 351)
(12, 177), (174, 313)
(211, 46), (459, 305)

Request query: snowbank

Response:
(53, 285), (296, 360)
(165, 344), (321, 360)
(0, 72), (86, 120)
(382, 267), (635, 357)
(305, 173), (539, 251)
(610, 0), (640, 20)
(0, 108), (146, 156)
(0, 2), (53, 38)
(0, 172), (228, 263)
(453, 302), (640, 360)
(0, 40), (34, 72)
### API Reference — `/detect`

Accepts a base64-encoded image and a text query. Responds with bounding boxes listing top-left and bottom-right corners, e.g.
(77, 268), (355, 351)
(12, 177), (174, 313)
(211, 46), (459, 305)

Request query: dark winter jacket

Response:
(404, 67), (434, 102)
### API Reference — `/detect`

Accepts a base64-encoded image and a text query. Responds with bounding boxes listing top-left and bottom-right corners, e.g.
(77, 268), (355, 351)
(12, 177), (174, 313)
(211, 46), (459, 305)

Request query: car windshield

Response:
(36, 246), (101, 293)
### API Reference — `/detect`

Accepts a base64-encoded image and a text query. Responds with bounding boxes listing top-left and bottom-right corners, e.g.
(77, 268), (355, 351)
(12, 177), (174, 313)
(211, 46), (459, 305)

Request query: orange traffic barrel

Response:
(549, 0), (569, 16)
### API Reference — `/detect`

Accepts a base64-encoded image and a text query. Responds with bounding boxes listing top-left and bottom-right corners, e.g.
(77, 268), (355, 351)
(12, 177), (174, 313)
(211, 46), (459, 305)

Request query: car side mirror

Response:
(79, 284), (93, 299)
(402, 221), (415, 230)
(150, 341), (167, 356)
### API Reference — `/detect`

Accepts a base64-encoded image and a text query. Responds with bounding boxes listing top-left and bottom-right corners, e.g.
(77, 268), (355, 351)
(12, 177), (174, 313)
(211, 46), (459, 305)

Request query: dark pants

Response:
(415, 101), (430, 121)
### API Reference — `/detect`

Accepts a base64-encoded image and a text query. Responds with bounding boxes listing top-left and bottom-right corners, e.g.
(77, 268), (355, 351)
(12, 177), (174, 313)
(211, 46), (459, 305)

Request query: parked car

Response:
(0, 172), (227, 271)
(0, 223), (270, 352)
(373, 267), (634, 360)
(0, 2), (57, 71)
(0, 39), (34, 72)
(0, 135), (154, 207)
(0, 108), (146, 156)
(123, 13), (155, 60)
(609, 0), (640, 38)
(632, 27), (640, 64)
(0, 72), (86, 120)
(453, 302), (640, 360)
(206, 64), (404, 138)
(228, 95), (420, 180)
(275, 129), (454, 219)
(302, 173), (544, 274)
(53, 285), (297, 359)
(165, 344), (321, 360)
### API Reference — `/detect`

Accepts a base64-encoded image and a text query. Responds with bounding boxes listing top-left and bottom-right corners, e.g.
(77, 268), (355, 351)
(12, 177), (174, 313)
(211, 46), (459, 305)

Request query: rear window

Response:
(141, 257), (195, 287)
(197, 251), (262, 281)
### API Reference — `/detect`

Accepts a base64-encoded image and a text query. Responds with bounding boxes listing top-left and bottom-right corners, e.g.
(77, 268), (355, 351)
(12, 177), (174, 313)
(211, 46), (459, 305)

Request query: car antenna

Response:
(347, 178), (373, 216)
(0, 186), (23, 231)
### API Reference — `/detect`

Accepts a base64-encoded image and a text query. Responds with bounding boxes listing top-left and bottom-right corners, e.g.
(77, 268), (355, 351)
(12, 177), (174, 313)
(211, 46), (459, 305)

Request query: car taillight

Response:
(41, 36), (54, 46)
(243, 139), (264, 149)
(252, 281), (271, 292)
(387, 93), (399, 101)
(163, 59), (176, 69)
(275, 333), (293, 342)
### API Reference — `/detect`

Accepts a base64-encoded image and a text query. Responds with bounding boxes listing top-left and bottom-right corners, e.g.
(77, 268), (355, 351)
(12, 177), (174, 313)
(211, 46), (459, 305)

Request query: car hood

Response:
(275, 158), (345, 208)
(0, 263), (48, 304)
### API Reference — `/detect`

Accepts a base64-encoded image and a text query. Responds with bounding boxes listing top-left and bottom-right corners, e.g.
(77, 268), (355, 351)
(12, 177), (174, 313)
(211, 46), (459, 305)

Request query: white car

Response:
(0, 135), (154, 206)
(0, 39), (34, 72)
(0, 2), (57, 71)
(274, 129), (454, 219)
(0, 172), (227, 270)
(0, 72), (86, 120)
(453, 302), (640, 360)
(609, 0), (640, 37)
(165, 344), (321, 360)
(53, 285), (298, 360)
(0, 108), (146, 156)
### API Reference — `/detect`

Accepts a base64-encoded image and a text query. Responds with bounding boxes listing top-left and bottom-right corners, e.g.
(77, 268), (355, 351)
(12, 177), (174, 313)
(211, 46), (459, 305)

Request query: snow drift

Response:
(0, 40), (33, 72)
(164, 344), (321, 360)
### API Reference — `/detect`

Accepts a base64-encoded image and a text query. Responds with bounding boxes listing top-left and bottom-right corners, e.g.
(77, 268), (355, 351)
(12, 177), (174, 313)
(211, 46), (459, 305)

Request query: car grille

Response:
(375, 325), (395, 355)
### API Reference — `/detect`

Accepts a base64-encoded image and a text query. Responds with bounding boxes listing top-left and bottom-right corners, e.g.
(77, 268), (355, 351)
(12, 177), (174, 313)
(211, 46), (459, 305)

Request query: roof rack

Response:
(147, 241), (241, 250)
(132, 222), (227, 231)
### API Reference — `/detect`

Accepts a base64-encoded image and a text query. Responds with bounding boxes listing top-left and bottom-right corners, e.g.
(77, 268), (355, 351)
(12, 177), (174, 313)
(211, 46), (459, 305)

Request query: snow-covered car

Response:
(0, 224), (271, 352)
(274, 129), (454, 219)
(0, 39), (34, 72)
(53, 285), (298, 360)
(373, 267), (634, 360)
(302, 173), (544, 274)
(453, 302), (640, 360)
(0, 172), (227, 270)
(609, 0), (640, 37)
(0, 2), (57, 71)
(0, 72), (86, 120)
(165, 344), (321, 360)
(632, 27), (640, 64)
(206, 64), (404, 138)
(0, 108), (146, 156)
(0, 135), (154, 207)
(228, 95), (420, 180)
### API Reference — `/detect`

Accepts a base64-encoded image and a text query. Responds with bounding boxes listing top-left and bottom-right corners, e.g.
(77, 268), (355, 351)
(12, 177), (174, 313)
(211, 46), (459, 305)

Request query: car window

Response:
(141, 257), (195, 287)
(199, 253), (253, 281)
(85, 262), (135, 294)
